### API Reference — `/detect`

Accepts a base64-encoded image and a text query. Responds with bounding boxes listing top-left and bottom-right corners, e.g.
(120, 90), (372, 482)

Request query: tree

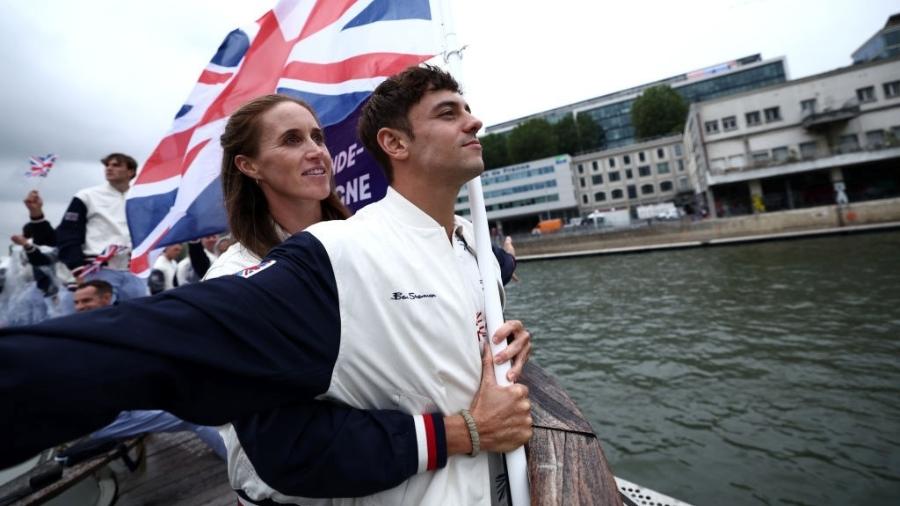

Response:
(480, 132), (511, 169)
(553, 114), (606, 155)
(507, 118), (558, 163)
(631, 85), (688, 140)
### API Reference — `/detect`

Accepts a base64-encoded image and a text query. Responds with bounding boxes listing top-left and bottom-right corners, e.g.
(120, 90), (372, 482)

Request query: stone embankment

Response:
(514, 197), (900, 261)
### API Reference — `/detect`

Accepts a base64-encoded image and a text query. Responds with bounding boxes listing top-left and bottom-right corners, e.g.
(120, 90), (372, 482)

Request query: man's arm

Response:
(55, 197), (89, 270)
(187, 241), (212, 279)
(0, 233), (343, 467)
(492, 244), (516, 286)
(234, 341), (532, 498)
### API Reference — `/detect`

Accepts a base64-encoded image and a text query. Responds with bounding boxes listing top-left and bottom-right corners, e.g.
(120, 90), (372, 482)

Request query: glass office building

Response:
(486, 55), (788, 151)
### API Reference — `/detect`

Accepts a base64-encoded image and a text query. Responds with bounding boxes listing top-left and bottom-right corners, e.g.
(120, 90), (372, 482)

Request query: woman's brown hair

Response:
(220, 94), (350, 259)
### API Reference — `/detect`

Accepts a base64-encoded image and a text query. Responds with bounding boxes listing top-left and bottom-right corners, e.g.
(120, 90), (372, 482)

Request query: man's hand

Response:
(491, 320), (532, 383)
(10, 234), (29, 247)
(24, 191), (44, 219)
(469, 341), (532, 453)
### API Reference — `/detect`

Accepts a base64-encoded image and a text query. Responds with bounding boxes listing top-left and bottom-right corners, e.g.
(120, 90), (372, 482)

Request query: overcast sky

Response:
(0, 0), (896, 243)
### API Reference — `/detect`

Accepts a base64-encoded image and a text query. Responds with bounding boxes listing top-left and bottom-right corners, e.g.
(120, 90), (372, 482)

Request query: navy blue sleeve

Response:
(55, 197), (88, 270)
(492, 245), (517, 286)
(0, 233), (341, 468)
(235, 403), (422, 497)
(23, 219), (56, 247)
(188, 241), (211, 279)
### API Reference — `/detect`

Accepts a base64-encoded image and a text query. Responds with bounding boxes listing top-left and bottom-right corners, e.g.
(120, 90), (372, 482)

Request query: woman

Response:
(205, 94), (531, 502)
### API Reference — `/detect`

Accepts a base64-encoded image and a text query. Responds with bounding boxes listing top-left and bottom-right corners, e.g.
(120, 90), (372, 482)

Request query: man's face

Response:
(105, 158), (134, 185)
(201, 235), (218, 253)
(403, 89), (484, 187)
(73, 286), (112, 312)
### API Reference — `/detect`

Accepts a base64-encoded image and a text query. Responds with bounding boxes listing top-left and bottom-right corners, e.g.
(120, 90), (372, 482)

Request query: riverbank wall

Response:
(514, 197), (900, 260)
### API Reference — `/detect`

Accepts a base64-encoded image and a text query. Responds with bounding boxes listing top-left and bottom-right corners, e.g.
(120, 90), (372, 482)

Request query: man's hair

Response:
(357, 64), (461, 183)
(101, 153), (138, 179)
(219, 94), (350, 259)
(76, 279), (113, 298)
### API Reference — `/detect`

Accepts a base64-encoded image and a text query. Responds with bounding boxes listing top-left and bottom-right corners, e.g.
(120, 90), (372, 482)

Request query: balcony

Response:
(801, 104), (860, 131)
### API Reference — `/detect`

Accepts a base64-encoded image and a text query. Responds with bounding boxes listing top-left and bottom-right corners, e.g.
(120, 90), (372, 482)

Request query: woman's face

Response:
(242, 101), (333, 204)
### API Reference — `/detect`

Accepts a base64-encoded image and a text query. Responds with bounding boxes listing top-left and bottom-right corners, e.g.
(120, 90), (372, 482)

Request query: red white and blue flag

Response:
(126, 0), (442, 276)
(26, 154), (57, 178)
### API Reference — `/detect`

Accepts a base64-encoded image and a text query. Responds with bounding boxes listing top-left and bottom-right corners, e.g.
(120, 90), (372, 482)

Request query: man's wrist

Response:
(444, 414), (472, 456)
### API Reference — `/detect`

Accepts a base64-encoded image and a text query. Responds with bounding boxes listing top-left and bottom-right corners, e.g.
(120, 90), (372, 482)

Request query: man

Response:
(72, 280), (113, 312)
(0, 66), (531, 503)
(29, 153), (148, 301)
(151, 244), (183, 292)
(176, 235), (220, 284)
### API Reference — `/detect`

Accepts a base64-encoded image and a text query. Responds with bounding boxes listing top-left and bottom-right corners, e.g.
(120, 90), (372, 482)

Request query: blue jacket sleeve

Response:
(23, 218), (56, 247)
(234, 403), (426, 497)
(492, 245), (517, 286)
(0, 233), (341, 467)
(55, 197), (88, 270)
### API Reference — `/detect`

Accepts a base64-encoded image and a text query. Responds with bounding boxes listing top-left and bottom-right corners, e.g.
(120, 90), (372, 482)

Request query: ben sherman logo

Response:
(391, 291), (437, 301)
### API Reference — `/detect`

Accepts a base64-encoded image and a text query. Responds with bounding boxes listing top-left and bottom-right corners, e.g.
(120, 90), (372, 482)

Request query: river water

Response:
(504, 231), (900, 505)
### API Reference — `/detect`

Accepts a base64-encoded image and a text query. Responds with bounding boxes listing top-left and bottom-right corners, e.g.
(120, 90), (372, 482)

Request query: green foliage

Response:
(507, 118), (558, 163)
(479, 133), (510, 169)
(631, 85), (688, 140)
(479, 113), (606, 169)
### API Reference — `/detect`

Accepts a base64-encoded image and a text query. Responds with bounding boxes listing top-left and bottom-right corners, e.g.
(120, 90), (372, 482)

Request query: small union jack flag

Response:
(26, 154), (57, 178)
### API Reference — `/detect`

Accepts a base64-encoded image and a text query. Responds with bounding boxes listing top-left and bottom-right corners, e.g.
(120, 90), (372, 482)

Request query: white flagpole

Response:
(436, 2), (530, 505)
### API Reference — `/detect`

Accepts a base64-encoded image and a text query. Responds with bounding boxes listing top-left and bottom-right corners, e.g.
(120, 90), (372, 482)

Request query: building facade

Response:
(684, 55), (900, 216)
(570, 135), (690, 216)
(455, 155), (579, 234)
(852, 13), (900, 64)
(486, 55), (787, 151)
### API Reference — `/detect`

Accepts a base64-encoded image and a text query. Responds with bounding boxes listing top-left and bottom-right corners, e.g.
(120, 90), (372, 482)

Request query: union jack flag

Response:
(26, 154), (57, 177)
(126, 0), (442, 276)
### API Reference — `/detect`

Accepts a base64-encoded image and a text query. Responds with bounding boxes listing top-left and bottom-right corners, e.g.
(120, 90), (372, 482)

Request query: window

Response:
(838, 134), (860, 153)
(594, 191), (606, 202)
(866, 130), (885, 148)
(728, 154), (746, 168)
(641, 184), (655, 195)
(609, 171), (621, 182)
(801, 99), (817, 115)
(764, 107), (782, 123)
(677, 159), (685, 172)
(752, 150), (770, 163)
(892, 125), (900, 141)
(856, 86), (876, 103)
(711, 158), (726, 171)
(627, 185), (637, 199)
(657, 148), (666, 159)
(579, 177), (586, 188)
(722, 116), (737, 131)
(772, 146), (789, 162)
(800, 141), (818, 159)
(592, 174), (603, 185)
(582, 194), (588, 204)
(638, 165), (651, 177)
(623, 154), (631, 165)
(577, 164), (584, 174)
(885, 81), (900, 99)
(678, 176), (690, 191)
(660, 181), (674, 192)
(638, 151), (646, 162)
(591, 161), (599, 171)
(608, 157), (616, 168)
(705, 120), (719, 134)
(611, 189), (624, 199)
(626, 169), (633, 179)
(674, 144), (683, 156)
(657, 162), (670, 174)
(746, 111), (761, 126)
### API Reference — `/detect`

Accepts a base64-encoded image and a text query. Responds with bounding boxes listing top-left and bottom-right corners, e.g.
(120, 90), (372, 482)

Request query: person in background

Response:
(151, 244), (182, 292)
(27, 154), (148, 302)
(72, 280), (114, 313)
(175, 235), (220, 285)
